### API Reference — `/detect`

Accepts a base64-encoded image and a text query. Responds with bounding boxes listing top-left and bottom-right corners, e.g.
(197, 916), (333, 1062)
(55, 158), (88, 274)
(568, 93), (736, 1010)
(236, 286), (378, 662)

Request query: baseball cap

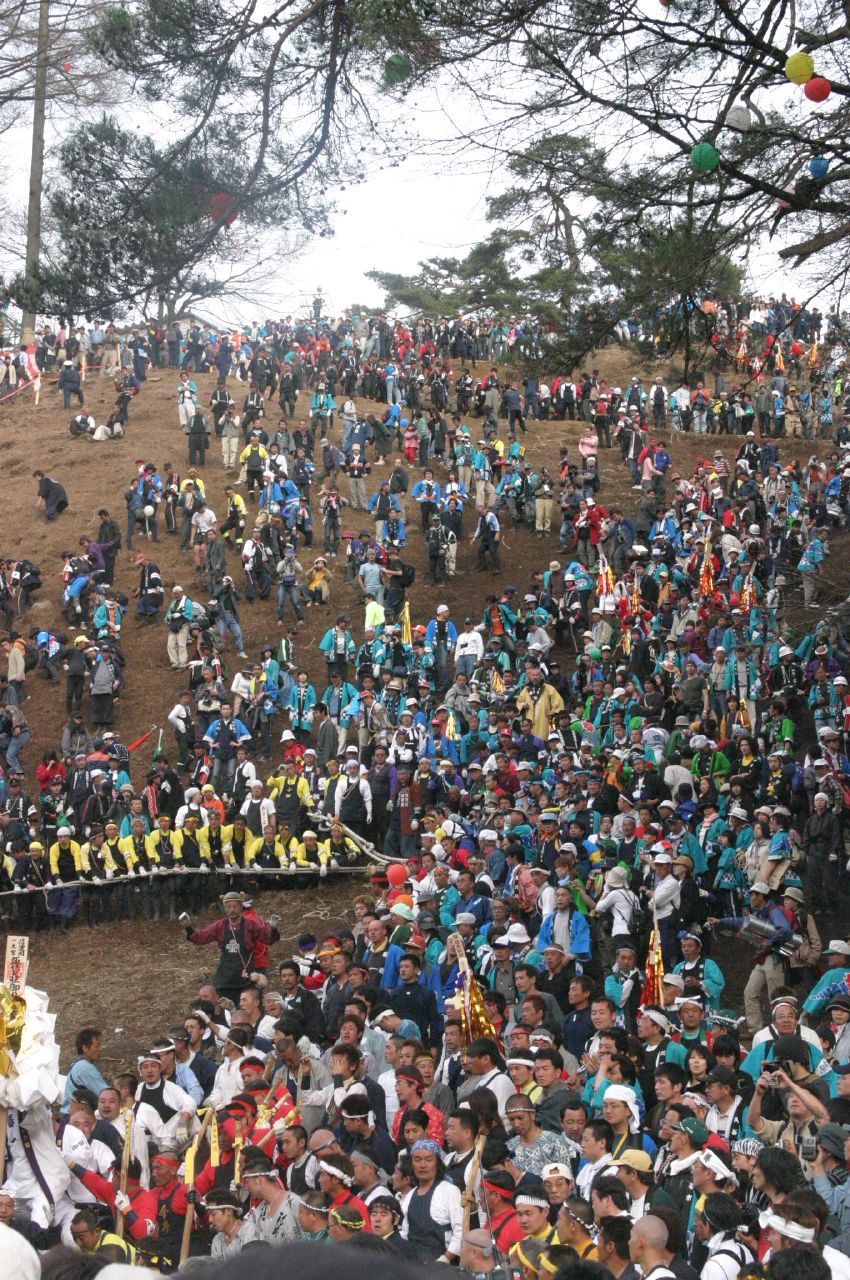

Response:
(611, 1150), (653, 1172)
(669, 1116), (709, 1146)
(704, 1066), (737, 1090)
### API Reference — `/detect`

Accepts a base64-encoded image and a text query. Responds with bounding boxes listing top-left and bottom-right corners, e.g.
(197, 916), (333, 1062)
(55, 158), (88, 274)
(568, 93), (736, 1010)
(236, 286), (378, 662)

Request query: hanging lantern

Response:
(209, 193), (238, 227)
(804, 76), (831, 102)
(725, 104), (751, 131)
(809, 155), (829, 179)
(690, 141), (720, 173)
(785, 51), (815, 84)
(383, 54), (412, 86)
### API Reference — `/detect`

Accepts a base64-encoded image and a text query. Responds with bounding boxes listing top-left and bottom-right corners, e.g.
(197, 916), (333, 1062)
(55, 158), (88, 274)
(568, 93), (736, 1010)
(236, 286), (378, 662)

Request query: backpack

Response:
(628, 891), (650, 944)
(426, 526), (446, 556)
(399, 562), (416, 588)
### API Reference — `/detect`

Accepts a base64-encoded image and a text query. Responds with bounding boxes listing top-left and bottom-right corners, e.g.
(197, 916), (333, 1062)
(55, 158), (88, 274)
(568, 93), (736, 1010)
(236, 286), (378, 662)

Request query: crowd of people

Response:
(2, 297), (850, 1280)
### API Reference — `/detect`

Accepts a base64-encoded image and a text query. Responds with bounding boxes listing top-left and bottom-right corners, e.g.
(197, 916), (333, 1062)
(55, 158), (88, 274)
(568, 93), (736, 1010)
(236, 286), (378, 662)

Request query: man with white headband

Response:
(760, 1203), (818, 1252)
(207, 1024), (253, 1111)
(692, 1148), (738, 1198)
(316, 1152), (372, 1232)
(206, 1186), (256, 1259)
(636, 1006), (686, 1107)
(132, 1048), (197, 1152)
(241, 1149), (300, 1243)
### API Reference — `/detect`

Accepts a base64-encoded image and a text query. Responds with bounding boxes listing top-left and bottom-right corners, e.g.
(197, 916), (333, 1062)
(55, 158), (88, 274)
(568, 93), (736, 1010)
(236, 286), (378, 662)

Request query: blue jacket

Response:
(537, 909), (591, 961)
(425, 619), (458, 651)
(450, 892), (492, 930)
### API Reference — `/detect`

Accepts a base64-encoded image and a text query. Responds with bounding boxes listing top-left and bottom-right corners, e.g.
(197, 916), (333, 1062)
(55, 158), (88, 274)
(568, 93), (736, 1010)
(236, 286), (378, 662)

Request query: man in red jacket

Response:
(317, 1152), (373, 1231)
(63, 1154), (157, 1242)
(183, 891), (280, 1002)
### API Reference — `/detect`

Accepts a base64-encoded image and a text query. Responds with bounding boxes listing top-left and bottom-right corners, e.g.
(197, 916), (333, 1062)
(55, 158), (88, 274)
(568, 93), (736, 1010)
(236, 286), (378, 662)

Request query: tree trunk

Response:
(20, 0), (50, 345)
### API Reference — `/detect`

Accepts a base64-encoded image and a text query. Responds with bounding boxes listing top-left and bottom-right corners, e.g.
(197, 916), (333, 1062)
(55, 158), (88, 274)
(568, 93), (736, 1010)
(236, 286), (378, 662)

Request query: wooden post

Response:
(115, 1110), (133, 1238)
(178, 1106), (215, 1264)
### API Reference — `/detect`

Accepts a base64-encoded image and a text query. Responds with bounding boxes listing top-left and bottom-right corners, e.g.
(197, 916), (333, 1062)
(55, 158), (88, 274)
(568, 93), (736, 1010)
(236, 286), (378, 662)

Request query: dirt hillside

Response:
(0, 344), (835, 1065)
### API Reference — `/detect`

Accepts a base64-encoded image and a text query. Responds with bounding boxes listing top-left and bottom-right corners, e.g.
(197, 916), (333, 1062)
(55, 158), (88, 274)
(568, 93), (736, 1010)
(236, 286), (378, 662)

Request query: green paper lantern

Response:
(690, 141), (720, 173)
(383, 54), (412, 86)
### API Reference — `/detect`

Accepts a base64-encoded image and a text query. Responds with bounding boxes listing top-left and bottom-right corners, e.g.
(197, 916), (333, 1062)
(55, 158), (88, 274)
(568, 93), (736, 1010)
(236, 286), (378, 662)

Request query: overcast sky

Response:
(0, 78), (837, 328)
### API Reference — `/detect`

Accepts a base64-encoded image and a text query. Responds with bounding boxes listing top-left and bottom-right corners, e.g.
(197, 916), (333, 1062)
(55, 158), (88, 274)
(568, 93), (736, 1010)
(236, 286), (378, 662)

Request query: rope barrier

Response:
(0, 861), (378, 900)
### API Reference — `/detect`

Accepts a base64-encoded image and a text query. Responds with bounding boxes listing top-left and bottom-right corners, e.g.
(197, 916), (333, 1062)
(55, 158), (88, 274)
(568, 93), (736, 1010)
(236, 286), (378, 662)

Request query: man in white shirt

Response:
(456, 1038), (515, 1118)
(696, 1192), (753, 1280)
(455, 620), (484, 679)
(576, 1118), (613, 1199)
(648, 850), (681, 968)
(704, 1067), (746, 1144)
(207, 1027), (252, 1110)
(133, 1051), (197, 1151)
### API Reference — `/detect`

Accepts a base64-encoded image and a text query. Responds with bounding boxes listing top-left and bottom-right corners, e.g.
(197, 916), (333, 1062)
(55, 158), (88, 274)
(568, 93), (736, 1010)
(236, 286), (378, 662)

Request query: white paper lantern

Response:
(726, 105), (752, 131)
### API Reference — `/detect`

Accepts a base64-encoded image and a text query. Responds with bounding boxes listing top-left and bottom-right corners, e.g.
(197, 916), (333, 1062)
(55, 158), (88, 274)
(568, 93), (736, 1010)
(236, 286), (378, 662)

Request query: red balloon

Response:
(804, 76), (831, 101)
(386, 863), (407, 887)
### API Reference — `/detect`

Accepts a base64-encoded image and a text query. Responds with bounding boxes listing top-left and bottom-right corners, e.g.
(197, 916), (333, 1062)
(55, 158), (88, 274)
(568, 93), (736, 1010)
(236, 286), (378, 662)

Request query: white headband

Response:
(697, 1149), (738, 1185)
(758, 1210), (815, 1243)
(319, 1159), (352, 1187)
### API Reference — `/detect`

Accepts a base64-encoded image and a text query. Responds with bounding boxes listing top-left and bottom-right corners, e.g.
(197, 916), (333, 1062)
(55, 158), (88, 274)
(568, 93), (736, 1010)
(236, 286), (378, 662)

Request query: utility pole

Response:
(20, 0), (50, 345)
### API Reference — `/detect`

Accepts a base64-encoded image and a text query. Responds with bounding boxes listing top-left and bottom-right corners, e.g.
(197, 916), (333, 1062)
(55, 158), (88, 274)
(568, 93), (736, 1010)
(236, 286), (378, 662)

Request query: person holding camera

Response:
(744, 1047), (829, 1177)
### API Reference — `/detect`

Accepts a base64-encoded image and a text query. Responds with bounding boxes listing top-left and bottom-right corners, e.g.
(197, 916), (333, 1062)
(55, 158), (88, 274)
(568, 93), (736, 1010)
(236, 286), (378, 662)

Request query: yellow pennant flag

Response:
(399, 600), (412, 646)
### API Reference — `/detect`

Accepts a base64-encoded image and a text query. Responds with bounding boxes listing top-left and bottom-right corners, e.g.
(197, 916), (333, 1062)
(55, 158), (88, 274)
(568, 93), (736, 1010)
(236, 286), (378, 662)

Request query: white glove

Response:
(411, 819), (419, 831)
(283, 863), (295, 874)
(330, 857), (339, 870)
(105, 869), (114, 880)
(199, 864), (210, 874)
(273, 1117), (289, 1136)
(115, 1190), (131, 1214)
(175, 1123), (190, 1145)
(92, 875), (102, 885)
(319, 864), (328, 878)
(138, 867), (148, 877)
(192, 1008), (211, 1025)
(12, 885), (21, 893)
(127, 868), (137, 877)
(268, 914), (281, 929)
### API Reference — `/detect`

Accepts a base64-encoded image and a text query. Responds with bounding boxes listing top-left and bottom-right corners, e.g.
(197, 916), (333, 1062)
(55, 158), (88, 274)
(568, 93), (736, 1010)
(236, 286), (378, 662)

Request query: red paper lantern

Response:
(804, 76), (831, 102)
(386, 863), (407, 887)
(209, 192), (238, 226)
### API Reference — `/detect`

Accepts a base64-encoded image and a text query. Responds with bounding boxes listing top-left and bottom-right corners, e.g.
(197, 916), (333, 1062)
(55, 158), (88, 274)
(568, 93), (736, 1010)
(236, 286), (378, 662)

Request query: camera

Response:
(800, 1137), (818, 1162)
